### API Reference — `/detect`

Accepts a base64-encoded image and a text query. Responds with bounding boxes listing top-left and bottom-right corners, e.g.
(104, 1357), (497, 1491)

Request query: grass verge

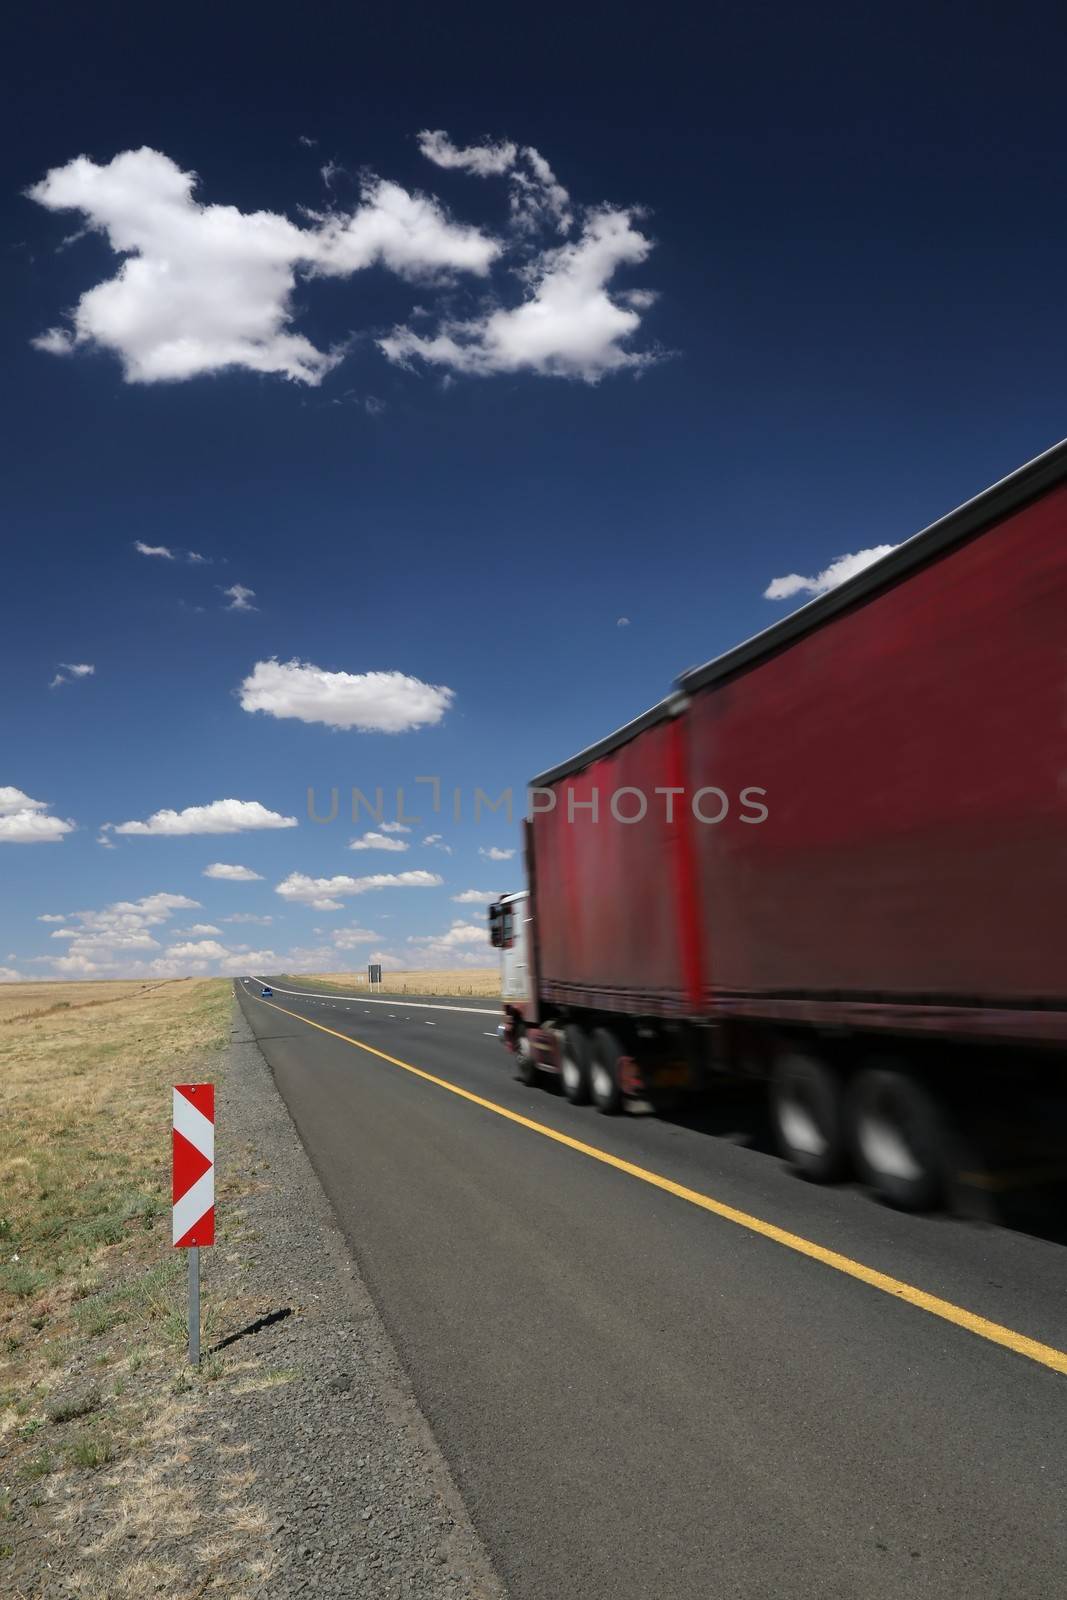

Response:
(0, 978), (274, 1597)
(278, 968), (502, 999)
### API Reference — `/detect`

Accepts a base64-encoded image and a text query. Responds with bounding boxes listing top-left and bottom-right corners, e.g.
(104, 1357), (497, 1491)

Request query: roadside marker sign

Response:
(173, 1083), (214, 1366)
(172, 1084), (215, 1246)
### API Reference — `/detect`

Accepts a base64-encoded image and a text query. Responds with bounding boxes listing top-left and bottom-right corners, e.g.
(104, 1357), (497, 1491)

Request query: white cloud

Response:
(50, 662), (95, 689)
(331, 926), (381, 950)
(417, 130), (518, 178)
(203, 862), (264, 880)
(418, 132), (571, 233)
(0, 787), (46, 816)
(223, 583), (256, 612)
(310, 179), (499, 282)
(451, 889), (497, 903)
(37, 913), (66, 923)
(406, 919), (494, 965)
(617, 616), (630, 627)
(97, 832), (116, 849)
(32, 328), (75, 356)
(349, 831), (409, 852)
(222, 912), (273, 924)
(764, 545), (899, 601)
(38, 886), (280, 978)
(0, 966), (23, 982)
(41, 890), (201, 974)
(478, 845), (514, 861)
(380, 207), (655, 383)
(168, 939), (231, 960)
(27, 148), (498, 385)
(378, 821), (409, 834)
(0, 788), (74, 843)
(239, 658), (454, 733)
(275, 870), (443, 904)
(115, 798), (298, 836)
(422, 833), (453, 854)
(134, 540), (174, 559)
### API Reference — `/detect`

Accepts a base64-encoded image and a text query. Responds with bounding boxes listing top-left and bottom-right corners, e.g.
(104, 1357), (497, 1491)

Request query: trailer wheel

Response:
(848, 1065), (945, 1211)
(560, 1025), (591, 1105)
(589, 1028), (625, 1115)
(513, 1024), (538, 1087)
(770, 1051), (847, 1183)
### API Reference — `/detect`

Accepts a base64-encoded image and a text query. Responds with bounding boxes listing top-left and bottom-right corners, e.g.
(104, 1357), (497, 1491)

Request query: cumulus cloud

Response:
(478, 845), (514, 861)
(418, 131), (571, 233)
(168, 939), (231, 961)
(222, 912), (273, 924)
(275, 870), (443, 905)
(134, 540), (174, 558)
(37, 913), (67, 923)
(349, 831), (409, 852)
(417, 130), (518, 178)
(0, 787), (75, 843)
(203, 862), (264, 880)
(406, 919), (494, 965)
(422, 833), (453, 854)
(114, 799), (297, 836)
(49, 662), (94, 689)
(331, 926), (381, 949)
(451, 889), (498, 903)
(0, 966), (24, 982)
(379, 821), (409, 834)
(223, 583), (256, 611)
(30, 141), (656, 392)
(239, 659), (454, 733)
(764, 545), (899, 601)
(27, 148), (499, 385)
(41, 890), (201, 974)
(380, 207), (656, 382)
(39, 886), (279, 978)
(310, 179), (499, 282)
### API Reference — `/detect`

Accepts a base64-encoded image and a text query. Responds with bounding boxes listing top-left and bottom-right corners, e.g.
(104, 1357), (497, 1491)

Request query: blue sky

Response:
(2, 0), (1065, 979)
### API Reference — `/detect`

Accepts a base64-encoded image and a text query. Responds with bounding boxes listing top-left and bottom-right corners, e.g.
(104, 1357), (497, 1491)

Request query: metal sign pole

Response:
(188, 1245), (201, 1366)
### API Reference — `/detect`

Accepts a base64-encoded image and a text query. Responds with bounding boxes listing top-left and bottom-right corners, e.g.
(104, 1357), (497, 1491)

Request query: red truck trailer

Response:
(489, 437), (1067, 1211)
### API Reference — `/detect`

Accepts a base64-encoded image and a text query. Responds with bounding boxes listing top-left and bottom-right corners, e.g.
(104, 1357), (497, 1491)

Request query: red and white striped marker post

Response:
(172, 1084), (214, 1365)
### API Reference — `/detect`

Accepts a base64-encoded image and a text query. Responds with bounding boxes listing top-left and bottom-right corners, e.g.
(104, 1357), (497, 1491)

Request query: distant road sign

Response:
(172, 1084), (215, 1247)
(368, 963), (382, 984)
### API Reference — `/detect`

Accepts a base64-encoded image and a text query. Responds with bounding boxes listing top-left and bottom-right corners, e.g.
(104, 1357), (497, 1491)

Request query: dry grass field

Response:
(0, 977), (257, 1596)
(292, 968), (501, 998)
(0, 978), (170, 1027)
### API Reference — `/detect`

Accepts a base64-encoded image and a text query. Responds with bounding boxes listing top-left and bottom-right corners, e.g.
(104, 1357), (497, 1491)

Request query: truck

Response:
(488, 437), (1067, 1212)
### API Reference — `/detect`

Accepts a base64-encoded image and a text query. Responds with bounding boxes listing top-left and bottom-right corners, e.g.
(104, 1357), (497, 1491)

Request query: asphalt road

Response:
(236, 977), (1067, 1600)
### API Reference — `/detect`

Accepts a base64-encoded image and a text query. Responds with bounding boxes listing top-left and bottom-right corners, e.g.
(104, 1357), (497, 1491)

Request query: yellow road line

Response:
(254, 993), (1067, 1378)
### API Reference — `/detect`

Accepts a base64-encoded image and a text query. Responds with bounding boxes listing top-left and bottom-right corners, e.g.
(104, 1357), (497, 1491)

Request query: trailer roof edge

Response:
(529, 435), (1067, 788)
(678, 433), (1067, 697)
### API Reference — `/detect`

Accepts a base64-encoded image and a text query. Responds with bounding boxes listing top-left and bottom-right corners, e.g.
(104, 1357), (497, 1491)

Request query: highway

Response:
(235, 977), (1067, 1600)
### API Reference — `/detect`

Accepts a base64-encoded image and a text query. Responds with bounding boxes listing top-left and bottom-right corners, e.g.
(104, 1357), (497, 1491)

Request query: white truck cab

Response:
(487, 890), (531, 1005)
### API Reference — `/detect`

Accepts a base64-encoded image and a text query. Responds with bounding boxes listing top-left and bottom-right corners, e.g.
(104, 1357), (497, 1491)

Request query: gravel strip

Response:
(210, 999), (506, 1600)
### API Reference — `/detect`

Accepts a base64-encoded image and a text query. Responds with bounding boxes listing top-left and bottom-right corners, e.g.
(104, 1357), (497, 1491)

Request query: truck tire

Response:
(770, 1051), (847, 1183)
(589, 1028), (625, 1115)
(848, 1064), (945, 1211)
(559, 1024), (591, 1105)
(513, 1025), (538, 1087)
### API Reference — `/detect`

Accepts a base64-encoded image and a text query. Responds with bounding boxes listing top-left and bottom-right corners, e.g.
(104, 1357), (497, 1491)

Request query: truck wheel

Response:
(513, 1025), (538, 1087)
(848, 1065), (945, 1211)
(770, 1051), (847, 1182)
(560, 1025), (591, 1105)
(589, 1028), (625, 1115)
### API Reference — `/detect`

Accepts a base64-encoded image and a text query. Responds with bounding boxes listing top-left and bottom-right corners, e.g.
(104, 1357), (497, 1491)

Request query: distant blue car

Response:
(261, 985), (273, 997)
